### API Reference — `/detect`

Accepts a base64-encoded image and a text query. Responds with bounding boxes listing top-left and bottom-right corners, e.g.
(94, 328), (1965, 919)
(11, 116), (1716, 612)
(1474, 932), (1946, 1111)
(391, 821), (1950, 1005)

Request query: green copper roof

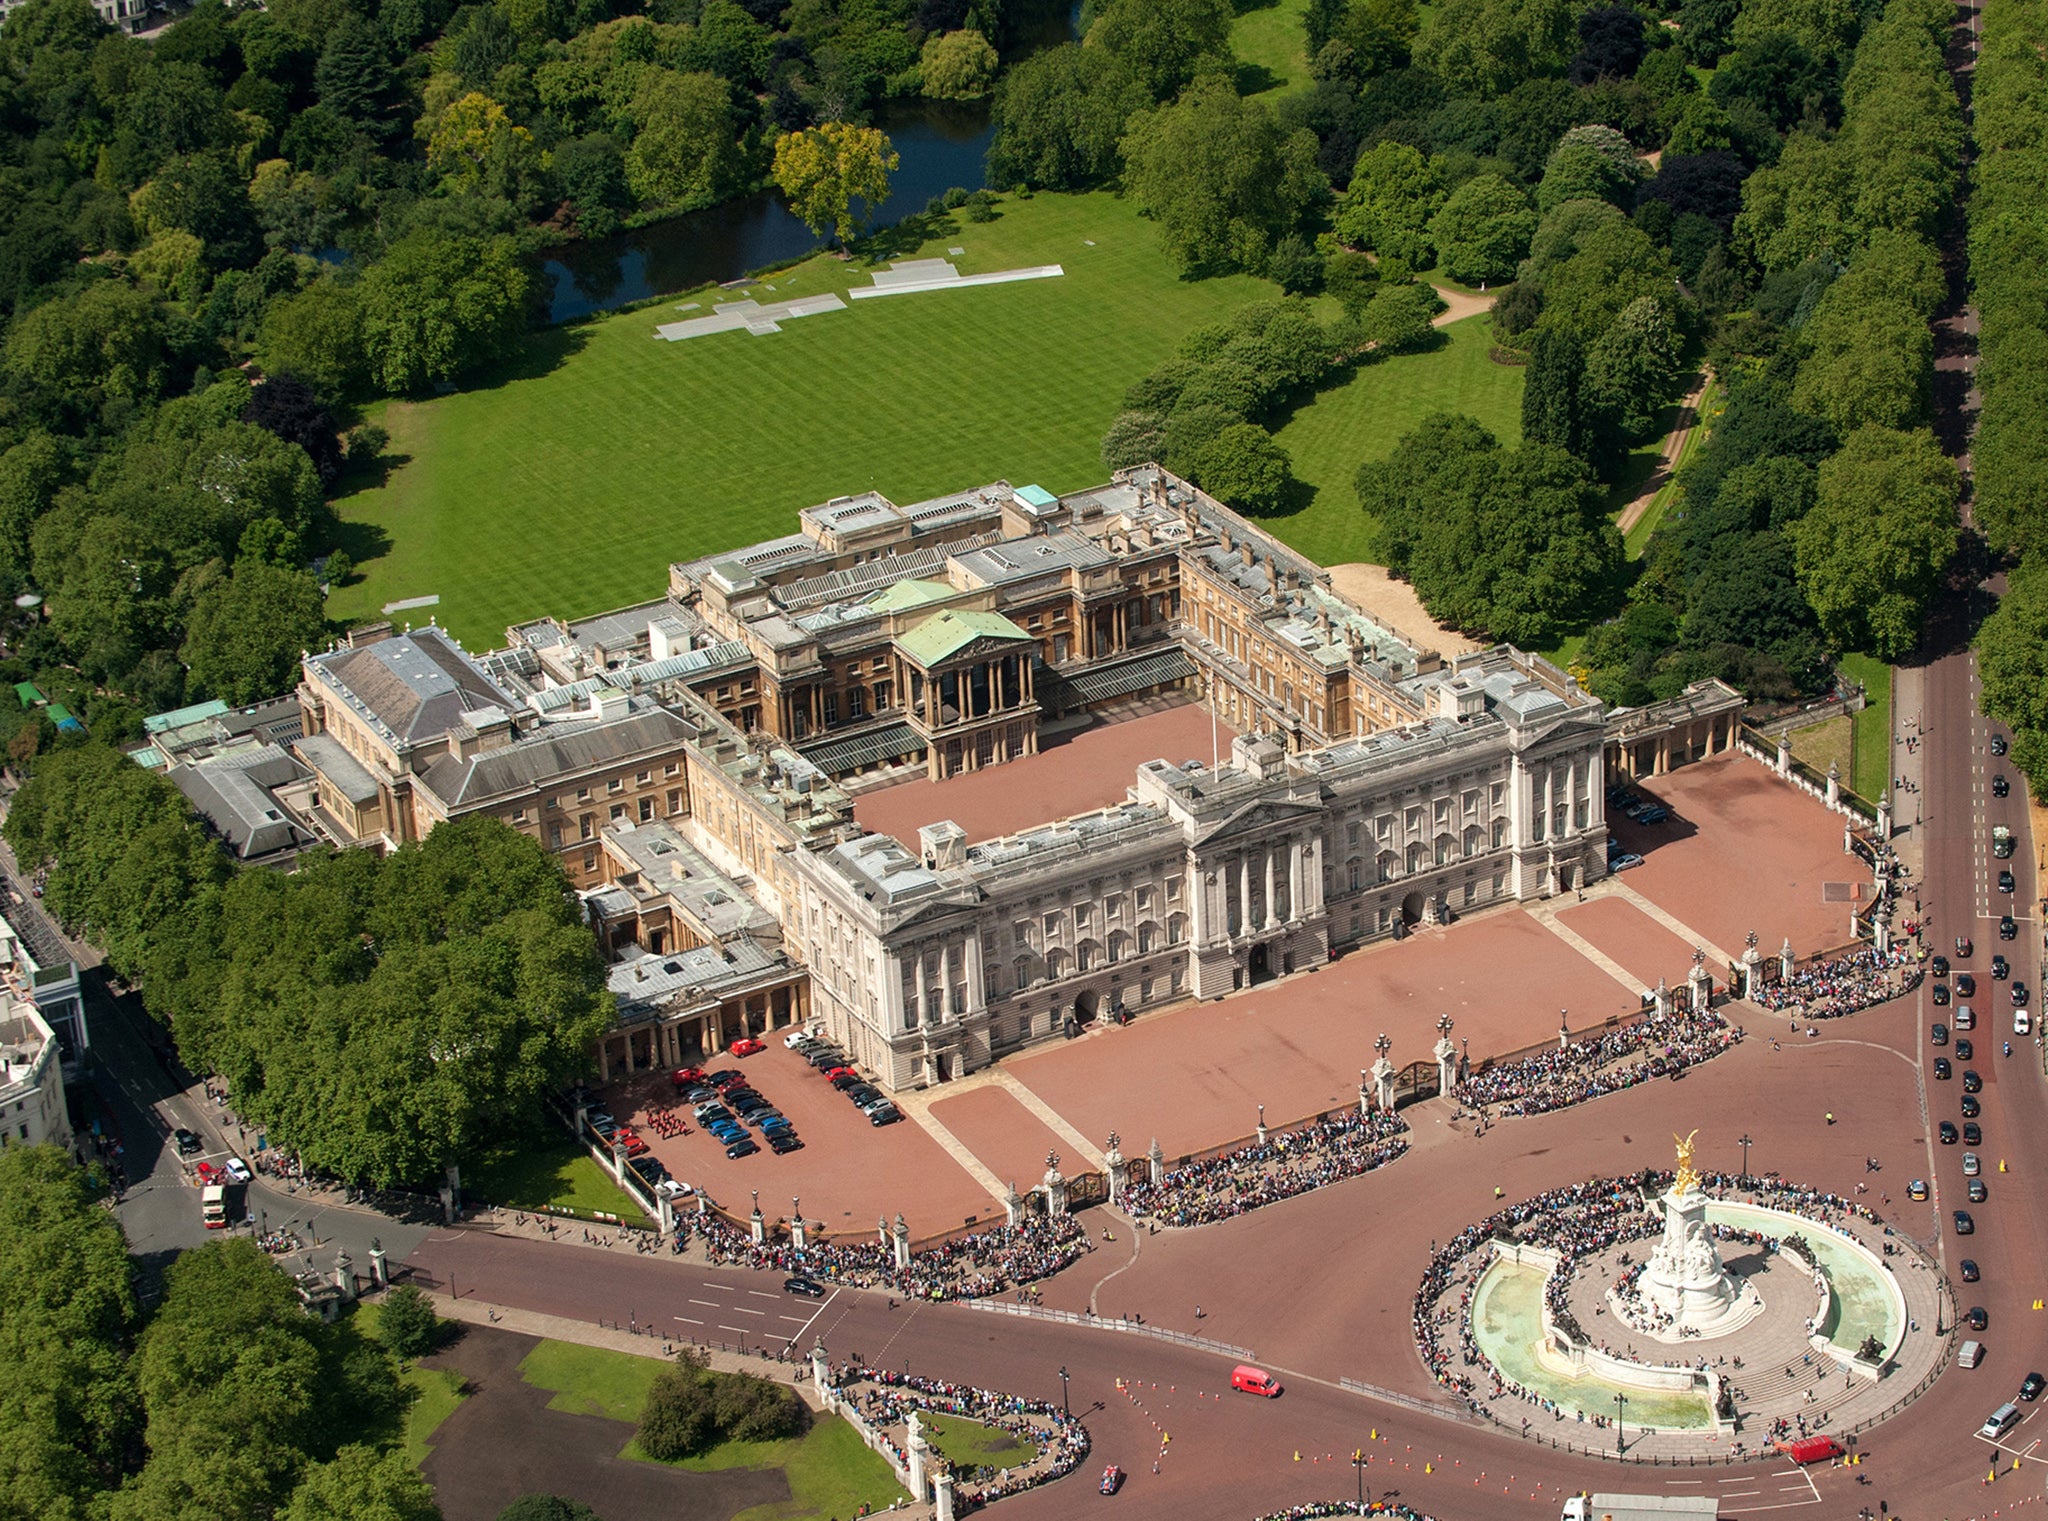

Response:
(867, 578), (956, 614)
(895, 608), (1033, 666)
(1016, 484), (1058, 508)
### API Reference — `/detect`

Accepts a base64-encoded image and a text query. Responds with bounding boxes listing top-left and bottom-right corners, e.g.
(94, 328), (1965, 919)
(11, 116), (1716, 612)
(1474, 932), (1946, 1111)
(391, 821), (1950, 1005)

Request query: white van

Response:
(2017, 1009), (2032, 1036)
(1955, 1004), (1976, 1031)
(1982, 1402), (2022, 1439)
(1961, 1340), (1985, 1369)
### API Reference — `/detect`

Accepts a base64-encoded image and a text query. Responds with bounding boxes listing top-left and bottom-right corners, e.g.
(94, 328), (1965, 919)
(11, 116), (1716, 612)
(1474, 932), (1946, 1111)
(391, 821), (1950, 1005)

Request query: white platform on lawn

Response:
(848, 258), (1064, 299)
(655, 293), (848, 341)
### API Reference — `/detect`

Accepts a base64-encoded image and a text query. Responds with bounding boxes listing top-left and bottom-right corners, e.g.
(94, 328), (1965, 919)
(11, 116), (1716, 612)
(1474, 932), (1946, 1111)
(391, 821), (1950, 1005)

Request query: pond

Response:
(540, 2), (1083, 323)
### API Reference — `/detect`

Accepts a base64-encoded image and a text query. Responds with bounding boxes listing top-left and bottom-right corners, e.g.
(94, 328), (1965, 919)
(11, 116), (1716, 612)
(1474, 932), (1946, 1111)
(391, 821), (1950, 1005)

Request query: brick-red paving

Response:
(1007, 910), (1633, 1160)
(1556, 895), (1703, 989)
(600, 1045), (995, 1237)
(927, 1086), (1074, 1190)
(1613, 754), (1854, 957)
(852, 704), (1235, 846)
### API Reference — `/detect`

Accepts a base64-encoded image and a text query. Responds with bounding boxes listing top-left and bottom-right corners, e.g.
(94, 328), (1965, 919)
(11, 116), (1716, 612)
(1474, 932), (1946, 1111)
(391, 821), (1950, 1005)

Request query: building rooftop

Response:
(896, 608), (1033, 667)
(415, 702), (696, 810)
(169, 744), (311, 859)
(601, 820), (779, 943)
(307, 627), (517, 753)
(608, 939), (791, 1026)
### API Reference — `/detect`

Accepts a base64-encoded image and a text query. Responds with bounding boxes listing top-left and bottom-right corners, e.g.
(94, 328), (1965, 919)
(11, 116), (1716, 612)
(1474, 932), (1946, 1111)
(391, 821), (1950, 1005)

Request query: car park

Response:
(1962, 1259), (1980, 1282)
(730, 1037), (766, 1057)
(1995, 956), (2010, 980)
(2023, 1372), (2045, 1401)
(1963, 1095), (1981, 1118)
(1957, 1210), (1976, 1234)
(1941, 1120), (1959, 1143)
(1965, 1121), (1983, 1145)
(1995, 774), (2012, 797)
(768, 1132), (806, 1153)
(174, 1128), (204, 1155)
(1958, 1038), (1975, 1061)
(1933, 1022), (1949, 1044)
(2000, 869), (2017, 893)
(725, 1137), (760, 1159)
(1965, 1069), (1984, 1093)
(784, 1275), (826, 1298)
(1908, 1179), (1929, 1200)
(1935, 1059), (1953, 1081)
(868, 1104), (903, 1126)
(1935, 983), (1951, 1006)
(1970, 1178), (1989, 1203)
(1970, 1306), (1991, 1331)
(2002, 916), (2019, 940)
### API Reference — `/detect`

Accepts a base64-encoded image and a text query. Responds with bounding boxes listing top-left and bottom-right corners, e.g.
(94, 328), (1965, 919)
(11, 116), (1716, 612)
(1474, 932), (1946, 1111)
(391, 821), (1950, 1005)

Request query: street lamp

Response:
(1059, 1364), (1070, 1418)
(1613, 1391), (1629, 1455)
(1352, 1447), (1368, 1508)
(1375, 1033), (1391, 1060)
(1738, 1133), (1753, 1186)
(1437, 1014), (1454, 1039)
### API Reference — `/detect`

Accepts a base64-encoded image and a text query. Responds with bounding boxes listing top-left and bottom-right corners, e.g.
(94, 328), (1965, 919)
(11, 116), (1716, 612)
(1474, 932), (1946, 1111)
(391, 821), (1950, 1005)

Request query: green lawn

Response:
(1838, 651), (1891, 802)
(399, 1364), (468, 1467)
(920, 1413), (1038, 1470)
(1788, 714), (1853, 785)
(463, 1135), (650, 1226)
(1231, 0), (1314, 95)
(517, 1339), (906, 1521)
(1262, 316), (1525, 569)
(332, 191), (1277, 648)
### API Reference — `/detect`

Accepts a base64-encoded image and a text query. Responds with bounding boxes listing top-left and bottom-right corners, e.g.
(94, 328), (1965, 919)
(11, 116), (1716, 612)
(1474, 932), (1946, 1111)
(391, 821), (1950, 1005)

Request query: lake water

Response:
(540, 0), (1085, 324)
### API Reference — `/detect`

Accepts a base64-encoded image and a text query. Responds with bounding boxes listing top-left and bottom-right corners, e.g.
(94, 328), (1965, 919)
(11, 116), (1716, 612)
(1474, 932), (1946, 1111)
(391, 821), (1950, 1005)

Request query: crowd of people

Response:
(1451, 1009), (1743, 1119)
(685, 1208), (1091, 1302)
(832, 1366), (1091, 1508)
(1121, 1109), (1410, 1228)
(1250, 1506), (1443, 1520)
(1750, 945), (1920, 1019)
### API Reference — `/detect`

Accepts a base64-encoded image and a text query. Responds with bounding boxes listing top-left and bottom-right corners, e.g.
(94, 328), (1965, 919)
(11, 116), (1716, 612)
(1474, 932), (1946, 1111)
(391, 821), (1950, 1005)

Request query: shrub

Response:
(377, 1284), (442, 1359)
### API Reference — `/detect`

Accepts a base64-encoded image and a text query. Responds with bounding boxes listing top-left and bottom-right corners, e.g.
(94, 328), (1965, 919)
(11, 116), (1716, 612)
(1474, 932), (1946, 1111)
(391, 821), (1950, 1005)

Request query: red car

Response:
(612, 1128), (648, 1156)
(671, 1066), (705, 1088)
(825, 1066), (859, 1083)
(193, 1161), (225, 1185)
(1100, 1464), (1124, 1495)
(730, 1037), (767, 1057)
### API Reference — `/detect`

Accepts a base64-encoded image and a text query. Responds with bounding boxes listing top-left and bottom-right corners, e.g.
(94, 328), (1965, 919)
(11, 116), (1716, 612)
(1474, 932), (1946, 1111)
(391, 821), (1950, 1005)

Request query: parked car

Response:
(783, 1029), (819, 1049)
(1935, 1059), (1952, 1081)
(784, 1275), (826, 1298)
(707, 1124), (747, 1145)
(725, 1138), (760, 1159)
(707, 1069), (746, 1089)
(1994, 774), (2012, 797)
(767, 1132), (805, 1153)
(730, 1037), (767, 1057)
(694, 1101), (734, 1123)
(868, 1104), (903, 1126)
(656, 1178), (693, 1199)
(1969, 1178), (1989, 1202)
(2002, 915), (2019, 940)
(1957, 1210), (1976, 1234)
(174, 1128), (204, 1156)
(759, 1115), (794, 1135)
(671, 1066), (706, 1088)
(1969, 1306), (1991, 1330)
(1609, 853), (1644, 871)
(1636, 807), (1670, 825)
(2022, 1372), (2045, 1401)
(1962, 1258), (1980, 1282)
(1908, 1179), (1929, 1200)
(1934, 983), (1951, 1006)
(1965, 1121), (1983, 1145)
(806, 1048), (848, 1069)
(825, 1066), (859, 1082)
(855, 1092), (895, 1115)
(846, 1083), (883, 1106)
(1941, 1120), (1959, 1143)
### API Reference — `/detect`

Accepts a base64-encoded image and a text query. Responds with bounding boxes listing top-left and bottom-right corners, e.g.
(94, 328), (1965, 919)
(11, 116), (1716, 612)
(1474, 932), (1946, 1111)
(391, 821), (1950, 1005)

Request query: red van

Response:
(1231, 1365), (1282, 1397)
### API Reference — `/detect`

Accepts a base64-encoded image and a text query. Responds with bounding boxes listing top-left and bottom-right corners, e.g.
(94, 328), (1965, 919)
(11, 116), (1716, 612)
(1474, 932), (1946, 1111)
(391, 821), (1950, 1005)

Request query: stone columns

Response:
(935, 1466), (957, 1521)
(1740, 936), (1761, 1001)
(1654, 977), (1670, 1017)
(1776, 733), (1792, 777)
(878, 1216), (890, 1250)
(1255, 1104), (1268, 1146)
(965, 933), (984, 1014)
(1147, 1136), (1165, 1186)
(332, 1251), (355, 1303)
(811, 1338), (830, 1393)
(1372, 1056), (1395, 1111)
(1877, 790), (1892, 839)
(939, 941), (953, 1017)
(750, 1193), (765, 1245)
(1289, 837), (1303, 921)
(1005, 1180), (1023, 1227)
(915, 961), (929, 1027)
(892, 1213), (911, 1269)
(1781, 938), (1795, 981)
(1265, 848), (1277, 930)
(1042, 1152), (1068, 1217)
(1434, 1028), (1457, 1097)
(1359, 1068), (1372, 1116)
(1238, 855), (1251, 937)
(1104, 1133), (1125, 1207)
(1844, 818), (1854, 855)
(907, 1412), (930, 1498)
(368, 1239), (388, 1288)
(792, 1202), (807, 1250)
(1689, 953), (1710, 1010)
(1825, 760), (1840, 809)
(658, 1194), (674, 1237)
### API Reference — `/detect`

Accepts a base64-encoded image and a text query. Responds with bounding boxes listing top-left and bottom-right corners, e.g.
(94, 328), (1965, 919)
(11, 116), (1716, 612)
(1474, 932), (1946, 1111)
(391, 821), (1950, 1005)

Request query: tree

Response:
(244, 375), (343, 486)
(1733, 129), (1855, 272)
(1412, 0), (1578, 98)
(1191, 424), (1294, 514)
(130, 152), (261, 269)
(259, 280), (368, 400)
(1791, 294), (1930, 434)
(1083, 0), (1232, 101)
(920, 29), (998, 99)
(639, 1354), (719, 1460)
(1537, 124), (1646, 214)
(1358, 282), (1439, 353)
(1583, 295), (1682, 439)
(771, 123), (899, 246)
(314, 15), (395, 138)
(181, 561), (329, 704)
(1570, 3), (1648, 82)
(1101, 410), (1167, 471)
(0, 433), (67, 579)
(1332, 140), (1441, 264)
(356, 232), (531, 394)
(1793, 425), (1958, 659)
(1120, 76), (1327, 276)
(986, 44), (1147, 190)
(624, 71), (743, 210)
(283, 1447), (442, 1521)
(1428, 173), (1536, 285)
(552, 134), (632, 237)
(1979, 559), (2048, 792)
(375, 1286), (443, 1360)
(5, 281), (172, 426)
(426, 93), (540, 196)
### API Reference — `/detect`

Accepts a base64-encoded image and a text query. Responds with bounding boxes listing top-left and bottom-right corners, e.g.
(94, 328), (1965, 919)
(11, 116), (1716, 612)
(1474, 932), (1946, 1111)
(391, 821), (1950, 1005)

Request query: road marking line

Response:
(688, 1298), (720, 1306)
(747, 1290), (780, 1299)
(673, 1314), (702, 1324)
(729, 1306), (766, 1315)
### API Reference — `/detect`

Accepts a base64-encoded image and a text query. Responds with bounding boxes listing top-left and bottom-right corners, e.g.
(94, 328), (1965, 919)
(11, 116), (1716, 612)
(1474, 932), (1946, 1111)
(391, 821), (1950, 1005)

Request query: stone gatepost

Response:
(1781, 938), (1796, 981)
(1874, 917), (1890, 955)
(750, 1195), (765, 1246)
(935, 1466), (957, 1521)
(906, 1411), (929, 1499)
(1689, 953), (1710, 1011)
(1825, 760), (1841, 808)
(892, 1213), (911, 1270)
(1147, 1137), (1165, 1186)
(1358, 1068), (1372, 1116)
(1654, 977), (1670, 1017)
(1741, 935), (1761, 1000)
(332, 1251), (355, 1303)
(657, 1194), (674, 1237)
(1776, 732), (1792, 776)
(1557, 1017), (1570, 1052)
(1004, 1182), (1023, 1228)
(1434, 1033), (1457, 1098)
(1843, 818), (1854, 855)
(811, 1339), (830, 1397)
(610, 1140), (627, 1182)
(695, 1191), (708, 1217)
(1372, 1054), (1395, 1110)
(792, 1212), (807, 1250)
(1103, 1134), (1125, 1207)
(368, 1238), (388, 1289)
(1041, 1152), (1068, 1217)
(1255, 1105), (1268, 1146)
(1877, 789), (1892, 839)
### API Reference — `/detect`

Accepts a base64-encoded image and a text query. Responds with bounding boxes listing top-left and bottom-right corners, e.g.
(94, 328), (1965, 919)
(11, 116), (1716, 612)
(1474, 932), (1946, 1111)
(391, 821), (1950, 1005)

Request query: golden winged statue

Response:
(1673, 1129), (1702, 1194)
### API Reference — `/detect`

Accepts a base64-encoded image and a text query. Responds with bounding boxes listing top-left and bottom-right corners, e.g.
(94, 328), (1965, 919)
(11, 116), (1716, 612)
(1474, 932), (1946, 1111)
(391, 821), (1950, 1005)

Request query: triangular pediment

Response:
(1195, 796), (1323, 847)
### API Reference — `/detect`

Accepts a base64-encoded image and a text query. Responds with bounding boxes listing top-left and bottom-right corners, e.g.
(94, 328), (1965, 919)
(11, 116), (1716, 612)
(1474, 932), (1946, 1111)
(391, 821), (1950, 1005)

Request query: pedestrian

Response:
(1825, 1111), (1835, 1125)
